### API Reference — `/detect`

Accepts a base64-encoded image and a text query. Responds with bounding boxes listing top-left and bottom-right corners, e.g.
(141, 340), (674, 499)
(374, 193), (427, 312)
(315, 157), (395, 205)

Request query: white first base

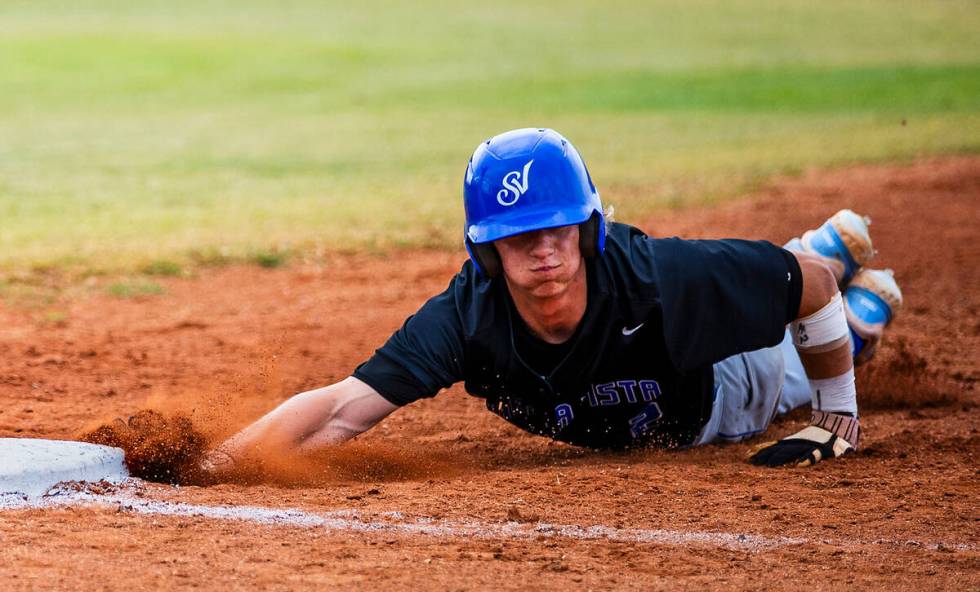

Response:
(0, 438), (129, 497)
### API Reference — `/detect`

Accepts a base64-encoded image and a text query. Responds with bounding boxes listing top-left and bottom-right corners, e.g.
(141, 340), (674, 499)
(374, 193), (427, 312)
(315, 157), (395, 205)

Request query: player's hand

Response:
(197, 448), (237, 482)
(748, 412), (860, 467)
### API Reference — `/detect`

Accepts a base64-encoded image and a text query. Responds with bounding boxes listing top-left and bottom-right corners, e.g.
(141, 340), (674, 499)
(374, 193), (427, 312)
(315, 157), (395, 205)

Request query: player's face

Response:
(495, 224), (584, 298)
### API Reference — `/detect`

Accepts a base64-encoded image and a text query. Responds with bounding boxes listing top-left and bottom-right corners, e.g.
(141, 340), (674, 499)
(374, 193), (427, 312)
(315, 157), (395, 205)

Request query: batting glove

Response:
(748, 411), (860, 467)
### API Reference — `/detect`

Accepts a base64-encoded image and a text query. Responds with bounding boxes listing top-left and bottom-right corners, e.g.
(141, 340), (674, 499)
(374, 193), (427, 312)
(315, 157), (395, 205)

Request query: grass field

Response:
(1, 0), (977, 272)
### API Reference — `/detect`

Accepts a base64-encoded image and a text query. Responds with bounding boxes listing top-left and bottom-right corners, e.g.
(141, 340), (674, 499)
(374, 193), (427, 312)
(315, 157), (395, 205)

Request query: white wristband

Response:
(808, 368), (857, 415)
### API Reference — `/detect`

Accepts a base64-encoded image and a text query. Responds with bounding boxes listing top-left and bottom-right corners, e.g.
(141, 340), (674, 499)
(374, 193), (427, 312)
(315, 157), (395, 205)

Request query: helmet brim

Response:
(466, 203), (598, 244)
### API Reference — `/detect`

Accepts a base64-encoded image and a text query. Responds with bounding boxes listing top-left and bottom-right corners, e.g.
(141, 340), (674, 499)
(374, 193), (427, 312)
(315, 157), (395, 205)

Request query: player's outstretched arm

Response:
(749, 252), (860, 467)
(200, 377), (398, 480)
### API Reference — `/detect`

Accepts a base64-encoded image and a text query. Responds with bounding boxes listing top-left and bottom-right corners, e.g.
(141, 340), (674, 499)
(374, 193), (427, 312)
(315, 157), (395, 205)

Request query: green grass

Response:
(0, 0), (977, 271)
(142, 259), (183, 276)
(249, 249), (289, 269)
(39, 310), (68, 326)
(106, 280), (165, 298)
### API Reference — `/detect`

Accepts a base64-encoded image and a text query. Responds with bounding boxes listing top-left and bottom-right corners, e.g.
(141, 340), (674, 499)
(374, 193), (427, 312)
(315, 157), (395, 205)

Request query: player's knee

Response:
(795, 252), (840, 319)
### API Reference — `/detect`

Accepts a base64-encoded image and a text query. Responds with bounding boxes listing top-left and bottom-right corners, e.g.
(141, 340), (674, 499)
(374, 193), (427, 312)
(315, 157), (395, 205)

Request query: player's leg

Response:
(775, 329), (810, 414)
(845, 268), (903, 365)
(695, 345), (786, 445)
(784, 209), (875, 288)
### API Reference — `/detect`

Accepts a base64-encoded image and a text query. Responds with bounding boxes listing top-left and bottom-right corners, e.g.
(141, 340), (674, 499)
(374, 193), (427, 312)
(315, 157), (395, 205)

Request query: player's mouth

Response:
(529, 263), (561, 274)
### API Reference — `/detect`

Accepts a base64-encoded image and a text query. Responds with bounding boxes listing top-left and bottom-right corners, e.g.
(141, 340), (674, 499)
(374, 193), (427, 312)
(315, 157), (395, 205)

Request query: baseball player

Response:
(201, 128), (902, 476)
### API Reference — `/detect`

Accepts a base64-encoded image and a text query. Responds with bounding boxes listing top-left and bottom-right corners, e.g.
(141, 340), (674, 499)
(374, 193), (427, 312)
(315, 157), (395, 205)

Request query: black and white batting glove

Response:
(748, 411), (860, 467)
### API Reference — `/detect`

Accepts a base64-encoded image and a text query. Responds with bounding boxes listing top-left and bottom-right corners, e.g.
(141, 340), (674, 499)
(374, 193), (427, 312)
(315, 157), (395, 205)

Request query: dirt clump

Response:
(82, 409), (471, 488)
(82, 410), (211, 485)
(858, 337), (962, 410)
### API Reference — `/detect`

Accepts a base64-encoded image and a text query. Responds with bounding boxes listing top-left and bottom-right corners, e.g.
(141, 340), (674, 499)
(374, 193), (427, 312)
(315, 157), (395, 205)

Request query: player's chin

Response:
(527, 279), (570, 298)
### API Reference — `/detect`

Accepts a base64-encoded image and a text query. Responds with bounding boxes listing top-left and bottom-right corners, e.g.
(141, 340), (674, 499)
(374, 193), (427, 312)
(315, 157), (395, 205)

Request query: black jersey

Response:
(354, 222), (802, 449)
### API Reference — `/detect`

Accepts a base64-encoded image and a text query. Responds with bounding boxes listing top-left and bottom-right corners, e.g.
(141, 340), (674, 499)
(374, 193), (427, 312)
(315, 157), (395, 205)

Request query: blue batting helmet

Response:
(463, 128), (605, 277)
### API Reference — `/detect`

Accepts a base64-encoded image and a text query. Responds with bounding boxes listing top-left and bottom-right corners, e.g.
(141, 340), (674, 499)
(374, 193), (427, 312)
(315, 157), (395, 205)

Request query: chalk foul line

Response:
(0, 483), (973, 554)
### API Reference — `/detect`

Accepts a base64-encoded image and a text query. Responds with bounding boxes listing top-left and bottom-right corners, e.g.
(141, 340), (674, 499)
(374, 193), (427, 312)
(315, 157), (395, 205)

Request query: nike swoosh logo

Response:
(622, 323), (644, 336)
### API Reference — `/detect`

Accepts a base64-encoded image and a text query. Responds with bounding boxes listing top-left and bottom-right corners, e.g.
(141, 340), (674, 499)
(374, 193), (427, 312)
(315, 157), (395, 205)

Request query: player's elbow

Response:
(794, 252), (840, 319)
(291, 378), (397, 451)
(263, 386), (346, 448)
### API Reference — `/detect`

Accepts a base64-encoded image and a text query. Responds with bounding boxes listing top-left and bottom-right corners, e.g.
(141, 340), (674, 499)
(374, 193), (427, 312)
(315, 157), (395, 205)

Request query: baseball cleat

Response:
(844, 268), (903, 366)
(785, 209), (876, 287)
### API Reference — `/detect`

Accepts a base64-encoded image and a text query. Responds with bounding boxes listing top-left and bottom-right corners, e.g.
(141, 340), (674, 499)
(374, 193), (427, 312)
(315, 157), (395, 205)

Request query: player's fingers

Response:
(199, 449), (235, 473)
(192, 449), (237, 486)
(749, 440), (819, 467)
(796, 448), (824, 466)
(747, 442), (808, 466)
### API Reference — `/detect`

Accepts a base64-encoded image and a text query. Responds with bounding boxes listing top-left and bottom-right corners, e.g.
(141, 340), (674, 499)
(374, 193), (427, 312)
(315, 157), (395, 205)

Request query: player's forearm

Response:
(793, 253), (857, 414)
(217, 387), (343, 459)
(202, 377), (397, 477)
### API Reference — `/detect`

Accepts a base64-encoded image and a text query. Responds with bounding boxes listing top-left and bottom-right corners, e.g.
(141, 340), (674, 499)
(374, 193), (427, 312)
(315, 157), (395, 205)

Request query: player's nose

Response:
(528, 231), (558, 258)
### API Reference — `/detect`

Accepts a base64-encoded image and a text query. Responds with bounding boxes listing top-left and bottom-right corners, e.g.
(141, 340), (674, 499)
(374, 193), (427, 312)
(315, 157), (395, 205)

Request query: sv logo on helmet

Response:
(496, 160), (533, 206)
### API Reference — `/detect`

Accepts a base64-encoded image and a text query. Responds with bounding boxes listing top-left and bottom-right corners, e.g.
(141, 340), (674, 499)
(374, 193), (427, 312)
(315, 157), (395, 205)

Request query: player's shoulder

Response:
(597, 222), (659, 280)
(587, 222), (666, 306)
(597, 222), (729, 297)
(603, 221), (654, 252)
(603, 221), (693, 256)
(604, 222), (768, 267)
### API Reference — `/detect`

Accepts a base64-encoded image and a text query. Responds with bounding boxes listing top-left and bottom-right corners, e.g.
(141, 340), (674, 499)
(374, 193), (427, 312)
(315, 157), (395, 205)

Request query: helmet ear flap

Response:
(466, 239), (502, 278)
(579, 212), (602, 258)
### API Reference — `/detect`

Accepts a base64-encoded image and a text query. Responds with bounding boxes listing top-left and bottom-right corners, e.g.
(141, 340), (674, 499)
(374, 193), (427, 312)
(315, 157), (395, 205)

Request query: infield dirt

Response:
(1, 157), (977, 590)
